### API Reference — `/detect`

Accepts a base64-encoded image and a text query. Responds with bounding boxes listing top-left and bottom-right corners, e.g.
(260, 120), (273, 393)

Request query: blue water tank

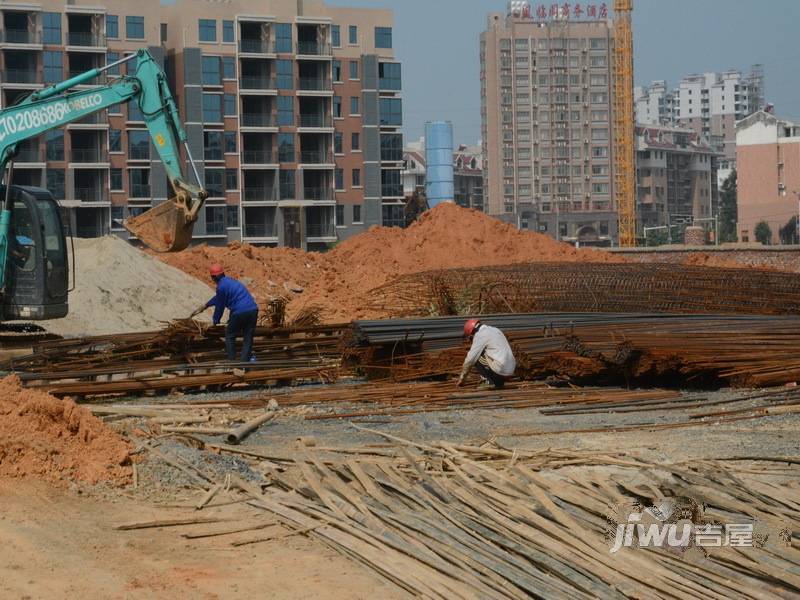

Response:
(425, 121), (454, 208)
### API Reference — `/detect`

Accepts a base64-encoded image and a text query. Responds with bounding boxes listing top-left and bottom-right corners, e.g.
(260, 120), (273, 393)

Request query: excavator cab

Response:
(0, 186), (68, 320)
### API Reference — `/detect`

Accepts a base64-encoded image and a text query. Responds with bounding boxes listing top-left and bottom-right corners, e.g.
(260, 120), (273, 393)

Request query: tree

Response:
(718, 170), (737, 243)
(779, 216), (798, 245)
(754, 221), (772, 245)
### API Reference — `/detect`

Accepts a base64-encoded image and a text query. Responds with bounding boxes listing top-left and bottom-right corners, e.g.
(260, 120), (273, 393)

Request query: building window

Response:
(222, 20), (234, 43)
(129, 169), (150, 197)
(45, 130), (64, 161)
(205, 205), (225, 234)
(205, 168), (224, 197)
(379, 98), (402, 126)
(353, 204), (362, 223)
(160, 23), (167, 43)
(279, 170), (295, 199)
(225, 168), (238, 191)
(335, 168), (344, 190)
(332, 25), (340, 47)
(43, 51), (63, 84)
(375, 27), (392, 49)
(352, 168), (361, 187)
(43, 12), (61, 44)
(351, 132), (360, 151)
(204, 131), (223, 160)
(336, 204), (345, 226)
(350, 96), (360, 116)
(380, 133), (403, 161)
(222, 56), (236, 79)
(348, 25), (358, 45)
(278, 133), (295, 162)
(224, 93), (237, 116)
(47, 169), (65, 200)
(106, 15), (119, 39)
(349, 60), (359, 80)
(110, 168), (123, 190)
(224, 131), (237, 153)
(226, 205), (239, 228)
(334, 132), (343, 154)
(111, 206), (124, 226)
(274, 23), (292, 53)
(379, 62), (401, 90)
(202, 93), (222, 122)
(106, 51), (120, 76)
(126, 16), (145, 40)
(199, 19), (216, 42)
(109, 129), (121, 152)
(333, 96), (342, 118)
(202, 56), (221, 85)
(128, 100), (144, 122)
(276, 59), (293, 89)
(333, 60), (342, 82)
(129, 130), (150, 160)
(277, 95), (294, 126)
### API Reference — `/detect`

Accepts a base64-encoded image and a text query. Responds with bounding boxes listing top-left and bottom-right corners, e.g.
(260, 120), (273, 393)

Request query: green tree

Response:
(718, 170), (737, 242)
(779, 216), (798, 245)
(754, 221), (772, 245)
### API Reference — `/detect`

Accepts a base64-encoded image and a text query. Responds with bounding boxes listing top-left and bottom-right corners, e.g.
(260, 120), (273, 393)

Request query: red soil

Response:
(158, 203), (624, 322)
(0, 376), (131, 485)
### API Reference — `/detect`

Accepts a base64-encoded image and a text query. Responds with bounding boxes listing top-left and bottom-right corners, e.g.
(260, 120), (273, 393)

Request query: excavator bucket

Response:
(123, 197), (196, 253)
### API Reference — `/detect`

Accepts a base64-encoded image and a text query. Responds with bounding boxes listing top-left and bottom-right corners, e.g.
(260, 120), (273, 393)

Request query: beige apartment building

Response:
(481, 10), (618, 244)
(736, 111), (800, 244)
(0, 0), (403, 249)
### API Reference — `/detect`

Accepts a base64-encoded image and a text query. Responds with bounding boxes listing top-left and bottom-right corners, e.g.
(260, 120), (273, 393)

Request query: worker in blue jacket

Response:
(191, 263), (259, 362)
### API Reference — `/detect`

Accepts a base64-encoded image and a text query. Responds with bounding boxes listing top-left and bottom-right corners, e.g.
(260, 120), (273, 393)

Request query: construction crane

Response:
(612, 0), (636, 246)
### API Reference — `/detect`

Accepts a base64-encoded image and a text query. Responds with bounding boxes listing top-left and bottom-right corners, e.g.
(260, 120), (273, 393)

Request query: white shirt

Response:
(462, 325), (516, 377)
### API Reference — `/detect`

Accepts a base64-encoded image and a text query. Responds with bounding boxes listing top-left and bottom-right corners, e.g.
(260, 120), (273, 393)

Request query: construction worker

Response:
(192, 264), (259, 362)
(457, 319), (516, 389)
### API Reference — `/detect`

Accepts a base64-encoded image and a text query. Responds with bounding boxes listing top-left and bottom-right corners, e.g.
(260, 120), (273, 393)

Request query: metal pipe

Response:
(226, 411), (277, 445)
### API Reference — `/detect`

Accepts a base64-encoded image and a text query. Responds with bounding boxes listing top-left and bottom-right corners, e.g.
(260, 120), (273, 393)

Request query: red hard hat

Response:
(209, 263), (225, 277)
(464, 318), (481, 337)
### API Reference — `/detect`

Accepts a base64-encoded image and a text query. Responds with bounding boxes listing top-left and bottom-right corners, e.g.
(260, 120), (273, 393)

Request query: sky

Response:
(328, 0), (800, 146)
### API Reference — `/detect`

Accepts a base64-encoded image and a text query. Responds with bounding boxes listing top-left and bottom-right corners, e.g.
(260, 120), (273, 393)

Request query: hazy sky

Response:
(329, 0), (800, 145)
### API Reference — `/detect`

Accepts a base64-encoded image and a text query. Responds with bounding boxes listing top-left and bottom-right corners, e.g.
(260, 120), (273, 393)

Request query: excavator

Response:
(0, 48), (207, 322)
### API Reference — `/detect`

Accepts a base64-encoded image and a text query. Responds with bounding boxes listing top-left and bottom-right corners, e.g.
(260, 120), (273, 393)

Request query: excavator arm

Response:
(0, 49), (206, 289)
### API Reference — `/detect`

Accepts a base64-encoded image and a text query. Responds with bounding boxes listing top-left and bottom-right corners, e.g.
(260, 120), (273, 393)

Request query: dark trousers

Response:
(474, 354), (506, 389)
(226, 309), (258, 361)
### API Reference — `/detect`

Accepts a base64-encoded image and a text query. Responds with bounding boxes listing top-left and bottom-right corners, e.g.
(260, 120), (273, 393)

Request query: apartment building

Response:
(636, 125), (720, 231)
(481, 9), (618, 244)
(0, 0), (164, 238)
(635, 66), (764, 163)
(736, 111), (800, 244)
(402, 140), (484, 211)
(0, 0), (403, 249)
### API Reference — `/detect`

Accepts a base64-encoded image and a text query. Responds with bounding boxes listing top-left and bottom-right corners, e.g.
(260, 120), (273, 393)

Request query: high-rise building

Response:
(635, 66), (764, 163)
(481, 7), (618, 245)
(0, 0), (403, 249)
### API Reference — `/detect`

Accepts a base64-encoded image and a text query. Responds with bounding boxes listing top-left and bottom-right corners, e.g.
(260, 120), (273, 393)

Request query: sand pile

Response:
(45, 236), (214, 337)
(159, 204), (623, 322)
(0, 375), (131, 485)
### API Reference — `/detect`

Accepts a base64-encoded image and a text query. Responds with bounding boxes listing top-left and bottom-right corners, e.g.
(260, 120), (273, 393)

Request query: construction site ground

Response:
(2, 382), (798, 599)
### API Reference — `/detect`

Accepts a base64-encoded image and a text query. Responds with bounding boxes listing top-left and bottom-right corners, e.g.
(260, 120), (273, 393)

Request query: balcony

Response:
(244, 223), (277, 237)
(0, 29), (42, 44)
(298, 114), (332, 128)
(240, 76), (276, 90)
(306, 223), (335, 238)
(239, 39), (273, 54)
(298, 78), (332, 91)
(70, 112), (108, 126)
(3, 69), (41, 84)
(296, 41), (331, 56)
(129, 184), (151, 198)
(243, 187), (278, 202)
(71, 149), (106, 163)
(67, 32), (106, 47)
(74, 187), (105, 202)
(382, 184), (404, 198)
(242, 150), (275, 164)
(241, 113), (276, 127)
(303, 187), (333, 201)
(128, 148), (150, 161)
(15, 147), (43, 163)
(299, 150), (331, 164)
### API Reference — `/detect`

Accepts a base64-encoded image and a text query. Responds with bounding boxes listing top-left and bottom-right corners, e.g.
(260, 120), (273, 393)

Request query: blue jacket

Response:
(206, 276), (258, 325)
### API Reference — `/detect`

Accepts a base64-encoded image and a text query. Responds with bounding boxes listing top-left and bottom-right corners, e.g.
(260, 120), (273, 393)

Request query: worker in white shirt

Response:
(456, 319), (516, 389)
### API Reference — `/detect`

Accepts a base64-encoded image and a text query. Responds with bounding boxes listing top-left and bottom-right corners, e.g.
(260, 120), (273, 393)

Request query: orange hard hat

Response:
(209, 263), (225, 277)
(464, 318), (481, 337)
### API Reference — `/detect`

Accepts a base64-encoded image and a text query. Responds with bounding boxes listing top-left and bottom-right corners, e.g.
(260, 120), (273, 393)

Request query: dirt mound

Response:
(0, 375), (131, 485)
(682, 252), (777, 272)
(158, 203), (623, 322)
(44, 236), (214, 337)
